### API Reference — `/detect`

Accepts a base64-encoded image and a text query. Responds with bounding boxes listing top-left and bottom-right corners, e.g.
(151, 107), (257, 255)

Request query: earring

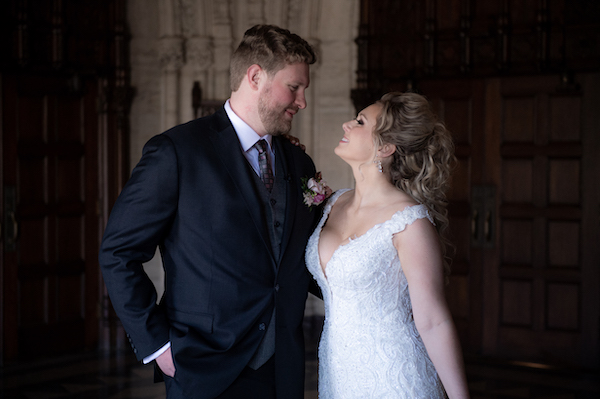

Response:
(375, 159), (383, 173)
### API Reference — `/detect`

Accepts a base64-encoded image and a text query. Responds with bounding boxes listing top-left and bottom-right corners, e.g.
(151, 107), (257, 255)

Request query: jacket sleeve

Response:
(99, 134), (178, 360)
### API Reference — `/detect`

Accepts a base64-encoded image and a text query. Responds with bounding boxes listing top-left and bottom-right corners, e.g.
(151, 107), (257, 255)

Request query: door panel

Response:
(2, 73), (100, 359)
(489, 75), (591, 367)
(420, 79), (487, 353)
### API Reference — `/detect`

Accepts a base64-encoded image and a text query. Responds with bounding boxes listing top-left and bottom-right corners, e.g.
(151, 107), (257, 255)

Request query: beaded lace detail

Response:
(306, 189), (446, 398)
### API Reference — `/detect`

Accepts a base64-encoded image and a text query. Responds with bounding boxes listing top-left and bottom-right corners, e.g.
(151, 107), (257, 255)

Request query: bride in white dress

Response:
(305, 92), (470, 398)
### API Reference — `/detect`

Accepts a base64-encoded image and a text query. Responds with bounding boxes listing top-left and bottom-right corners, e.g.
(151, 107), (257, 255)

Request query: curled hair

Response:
(230, 24), (317, 91)
(374, 92), (456, 278)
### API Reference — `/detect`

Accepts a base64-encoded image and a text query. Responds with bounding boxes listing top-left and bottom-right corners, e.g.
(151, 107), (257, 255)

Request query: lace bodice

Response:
(305, 189), (445, 398)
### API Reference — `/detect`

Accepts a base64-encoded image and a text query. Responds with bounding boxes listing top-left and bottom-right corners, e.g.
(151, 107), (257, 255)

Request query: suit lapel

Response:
(273, 137), (298, 264)
(207, 110), (274, 261)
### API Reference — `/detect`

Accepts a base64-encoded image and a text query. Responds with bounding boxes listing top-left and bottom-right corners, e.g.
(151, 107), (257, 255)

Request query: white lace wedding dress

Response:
(306, 189), (446, 398)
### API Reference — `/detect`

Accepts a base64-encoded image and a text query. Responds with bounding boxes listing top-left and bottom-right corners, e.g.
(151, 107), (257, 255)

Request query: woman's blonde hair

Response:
(374, 92), (456, 277)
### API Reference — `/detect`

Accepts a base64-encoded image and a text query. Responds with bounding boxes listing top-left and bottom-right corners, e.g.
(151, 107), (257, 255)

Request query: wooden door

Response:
(420, 73), (600, 369)
(482, 74), (599, 368)
(419, 79), (487, 354)
(1, 72), (101, 360)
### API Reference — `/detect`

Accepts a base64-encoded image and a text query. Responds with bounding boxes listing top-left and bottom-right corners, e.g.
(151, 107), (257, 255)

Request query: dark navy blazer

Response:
(99, 107), (320, 398)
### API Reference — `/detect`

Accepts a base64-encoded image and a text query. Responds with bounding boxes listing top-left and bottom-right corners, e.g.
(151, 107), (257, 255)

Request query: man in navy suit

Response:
(99, 25), (320, 398)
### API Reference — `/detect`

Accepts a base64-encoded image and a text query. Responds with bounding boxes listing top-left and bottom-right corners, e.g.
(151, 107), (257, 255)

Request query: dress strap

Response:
(321, 188), (351, 218)
(385, 204), (434, 235)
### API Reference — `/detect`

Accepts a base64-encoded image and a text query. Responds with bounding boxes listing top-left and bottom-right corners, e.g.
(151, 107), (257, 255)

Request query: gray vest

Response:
(247, 148), (287, 369)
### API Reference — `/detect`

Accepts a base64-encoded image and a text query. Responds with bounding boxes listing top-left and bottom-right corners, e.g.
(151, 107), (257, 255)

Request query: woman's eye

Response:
(355, 118), (363, 125)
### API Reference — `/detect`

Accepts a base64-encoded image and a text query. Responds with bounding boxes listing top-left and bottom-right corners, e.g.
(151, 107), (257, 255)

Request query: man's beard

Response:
(258, 90), (294, 136)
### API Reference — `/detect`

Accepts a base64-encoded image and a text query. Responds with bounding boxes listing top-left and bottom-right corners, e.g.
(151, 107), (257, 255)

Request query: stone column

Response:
(186, 35), (214, 110)
(158, 36), (184, 131)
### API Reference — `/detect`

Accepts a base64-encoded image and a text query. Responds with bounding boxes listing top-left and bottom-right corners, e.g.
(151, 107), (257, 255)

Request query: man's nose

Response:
(295, 92), (307, 109)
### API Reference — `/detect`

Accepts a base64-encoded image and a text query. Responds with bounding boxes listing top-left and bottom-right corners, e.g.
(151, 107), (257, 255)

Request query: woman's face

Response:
(335, 103), (382, 164)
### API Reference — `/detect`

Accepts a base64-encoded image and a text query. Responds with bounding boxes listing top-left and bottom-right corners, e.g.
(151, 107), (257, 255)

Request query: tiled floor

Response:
(1, 319), (598, 398)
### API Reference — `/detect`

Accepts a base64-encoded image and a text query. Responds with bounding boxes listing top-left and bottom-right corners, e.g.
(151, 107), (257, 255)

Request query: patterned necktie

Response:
(255, 140), (274, 192)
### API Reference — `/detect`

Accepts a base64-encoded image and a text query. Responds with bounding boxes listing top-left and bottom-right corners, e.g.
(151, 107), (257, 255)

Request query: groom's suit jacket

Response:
(99, 107), (320, 398)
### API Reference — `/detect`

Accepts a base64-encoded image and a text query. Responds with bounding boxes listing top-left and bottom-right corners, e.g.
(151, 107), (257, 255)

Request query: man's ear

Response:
(246, 64), (263, 91)
(378, 143), (396, 159)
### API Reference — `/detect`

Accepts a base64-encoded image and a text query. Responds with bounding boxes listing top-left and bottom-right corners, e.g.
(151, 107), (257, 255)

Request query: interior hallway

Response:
(1, 319), (599, 399)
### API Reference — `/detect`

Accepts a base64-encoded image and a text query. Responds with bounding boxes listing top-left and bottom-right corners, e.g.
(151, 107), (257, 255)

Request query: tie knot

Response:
(255, 139), (268, 153)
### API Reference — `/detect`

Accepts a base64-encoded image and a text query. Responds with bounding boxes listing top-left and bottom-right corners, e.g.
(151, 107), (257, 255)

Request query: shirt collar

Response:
(224, 99), (272, 152)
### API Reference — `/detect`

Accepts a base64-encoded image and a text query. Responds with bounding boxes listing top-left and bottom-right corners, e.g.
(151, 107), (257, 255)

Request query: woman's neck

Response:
(349, 164), (401, 209)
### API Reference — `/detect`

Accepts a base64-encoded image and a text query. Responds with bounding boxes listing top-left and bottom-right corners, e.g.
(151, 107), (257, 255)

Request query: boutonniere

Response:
(302, 172), (333, 209)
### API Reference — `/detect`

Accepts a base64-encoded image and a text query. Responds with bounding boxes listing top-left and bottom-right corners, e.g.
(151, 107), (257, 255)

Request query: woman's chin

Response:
(333, 146), (349, 163)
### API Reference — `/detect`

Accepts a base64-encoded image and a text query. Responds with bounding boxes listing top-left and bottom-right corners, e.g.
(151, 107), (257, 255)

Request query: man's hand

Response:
(156, 347), (176, 377)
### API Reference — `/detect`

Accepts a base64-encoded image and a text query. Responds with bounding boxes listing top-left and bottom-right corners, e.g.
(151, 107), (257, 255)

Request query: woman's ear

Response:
(378, 143), (396, 159)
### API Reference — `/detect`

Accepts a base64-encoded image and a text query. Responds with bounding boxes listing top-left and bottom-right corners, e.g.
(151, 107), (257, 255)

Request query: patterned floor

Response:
(1, 319), (598, 398)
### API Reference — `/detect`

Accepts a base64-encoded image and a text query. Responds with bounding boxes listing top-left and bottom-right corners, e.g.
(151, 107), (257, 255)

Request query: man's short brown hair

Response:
(229, 24), (316, 92)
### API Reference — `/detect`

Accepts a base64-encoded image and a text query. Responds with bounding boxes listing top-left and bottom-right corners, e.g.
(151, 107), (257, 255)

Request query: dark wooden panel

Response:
(448, 216), (470, 272)
(550, 95), (581, 142)
(57, 216), (84, 260)
(436, 0), (462, 30)
(19, 277), (48, 327)
(447, 275), (470, 319)
(17, 219), (47, 266)
(548, 159), (580, 204)
(546, 282), (580, 331)
(503, 97), (535, 142)
(548, 221), (580, 268)
(53, 97), (85, 141)
(57, 274), (84, 321)
(508, 0), (538, 25)
(449, 158), (471, 202)
(19, 158), (47, 204)
(57, 158), (83, 201)
(501, 219), (533, 264)
(502, 160), (534, 203)
(442, 98), (472, 144)
(16, 95), (45, 142)
(501, 279), (533, 327)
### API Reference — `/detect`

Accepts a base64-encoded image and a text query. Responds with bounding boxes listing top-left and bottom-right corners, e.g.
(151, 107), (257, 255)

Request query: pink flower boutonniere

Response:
(302, 172), (333, 209)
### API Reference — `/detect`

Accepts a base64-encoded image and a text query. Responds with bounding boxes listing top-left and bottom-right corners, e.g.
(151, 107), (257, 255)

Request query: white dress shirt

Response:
(225, 99), (275, 176)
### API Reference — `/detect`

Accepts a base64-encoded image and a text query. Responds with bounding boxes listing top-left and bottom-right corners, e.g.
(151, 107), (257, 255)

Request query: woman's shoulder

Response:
(383, 190), (435, 233)
(384, 189), (421, 216)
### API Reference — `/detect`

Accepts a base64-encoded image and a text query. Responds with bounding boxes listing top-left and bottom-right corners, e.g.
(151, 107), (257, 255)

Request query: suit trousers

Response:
(162, 356), (276, 399)
(215, 356), (276, 399)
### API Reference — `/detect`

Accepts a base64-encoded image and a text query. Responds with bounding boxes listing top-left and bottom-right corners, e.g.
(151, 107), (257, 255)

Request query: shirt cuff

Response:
(142, 342), (171, 364)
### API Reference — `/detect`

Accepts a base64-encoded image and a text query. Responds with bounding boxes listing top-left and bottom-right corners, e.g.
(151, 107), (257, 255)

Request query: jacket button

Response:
(275, 284), (280, 292)
(270, 199), (276, 206)
(274, 221), (280, 227)
(259, 323), (266, 331)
